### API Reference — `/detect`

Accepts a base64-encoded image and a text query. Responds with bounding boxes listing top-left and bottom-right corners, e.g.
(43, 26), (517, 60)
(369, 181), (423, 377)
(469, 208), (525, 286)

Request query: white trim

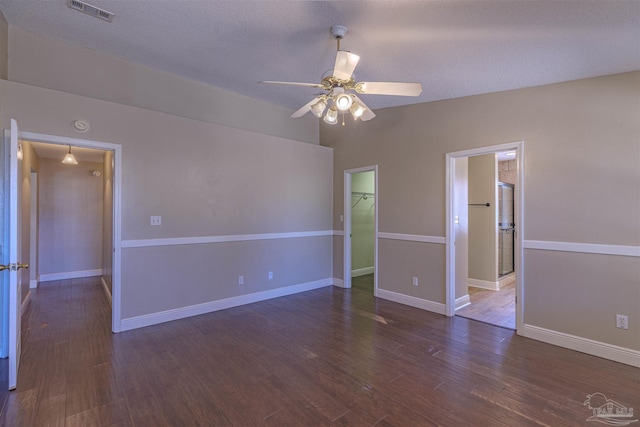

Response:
(39, 269), (102, 282)
(378, 232), (445, 245)
(29, 279), (38, 289)
(524, 240), (640, 257)
(333, 278), (345, 288)
(120, 278), (333, 331)
(498, 273), (515, 289)
(351, 266), (374, 277)
(20, 130), (123, 333)
(122, 230), (333, 248)
(333, 230), (344, 236)
(455, 294), (471, 310)
(376, 289), (446, 315)
(522, 324), (640, 368)
(20, 290), (31, 315)
(101, 276), (112, 306)
(468, 278), (499, 291)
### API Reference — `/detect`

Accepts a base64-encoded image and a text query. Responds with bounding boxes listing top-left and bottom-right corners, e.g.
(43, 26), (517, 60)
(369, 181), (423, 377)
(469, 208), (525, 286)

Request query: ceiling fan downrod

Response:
(331, 25), (348, 51)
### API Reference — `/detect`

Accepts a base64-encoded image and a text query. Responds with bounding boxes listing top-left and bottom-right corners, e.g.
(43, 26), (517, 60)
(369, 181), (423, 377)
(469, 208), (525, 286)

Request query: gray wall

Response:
(18, 141), (38, 302)
(468, 154), (497, 283)
(38, 158), (104, 278)
(0, 11), (7, 80)
(324, 71), (640, 352)
(102, 150), (113, 294)
(453, 157), (468, 301)
(0, 79), (333, 322)
(7, 26), (319, 145)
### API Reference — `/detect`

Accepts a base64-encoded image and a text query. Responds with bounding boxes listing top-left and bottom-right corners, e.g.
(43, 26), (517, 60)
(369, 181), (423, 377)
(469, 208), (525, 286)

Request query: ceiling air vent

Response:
(67, 0), (114, 22)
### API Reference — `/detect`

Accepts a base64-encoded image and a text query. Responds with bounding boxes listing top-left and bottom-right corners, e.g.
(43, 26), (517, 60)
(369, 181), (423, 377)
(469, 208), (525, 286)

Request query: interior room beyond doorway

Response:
(350, 170), (375, 292)
(450, 147), (521, 331)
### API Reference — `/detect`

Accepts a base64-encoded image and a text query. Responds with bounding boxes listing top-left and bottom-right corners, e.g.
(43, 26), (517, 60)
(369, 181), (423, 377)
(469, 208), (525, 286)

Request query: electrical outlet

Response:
(238, 276), (244, 285)
(268, 271), (273, 280)
(616, 314), (628, 330)
(150, 216), (162, 226)
(412, 277), (419, 286)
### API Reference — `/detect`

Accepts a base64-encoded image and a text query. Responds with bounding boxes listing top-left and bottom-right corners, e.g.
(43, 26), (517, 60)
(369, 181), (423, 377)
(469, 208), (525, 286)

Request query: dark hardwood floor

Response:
(0, 276), (638, 426)
(456, 281), (516, 329)
(351, 274), (374, 292)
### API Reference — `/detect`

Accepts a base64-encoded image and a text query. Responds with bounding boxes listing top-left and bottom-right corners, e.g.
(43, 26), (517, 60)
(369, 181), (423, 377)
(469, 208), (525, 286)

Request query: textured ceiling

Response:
(1, 1), (638, 112)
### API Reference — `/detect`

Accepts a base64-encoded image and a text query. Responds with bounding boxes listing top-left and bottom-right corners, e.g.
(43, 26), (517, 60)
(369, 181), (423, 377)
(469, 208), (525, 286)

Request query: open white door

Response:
(3, 119), (24, 390)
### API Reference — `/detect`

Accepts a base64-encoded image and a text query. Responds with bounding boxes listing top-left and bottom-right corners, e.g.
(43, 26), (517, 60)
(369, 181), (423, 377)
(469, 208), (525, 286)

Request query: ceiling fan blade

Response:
(351, 95), (376, 121)
(260, 81), (324, 88)
(333, 51), (360, 81)
(356, 82), (423, 96)
(291, 97), (321, 118)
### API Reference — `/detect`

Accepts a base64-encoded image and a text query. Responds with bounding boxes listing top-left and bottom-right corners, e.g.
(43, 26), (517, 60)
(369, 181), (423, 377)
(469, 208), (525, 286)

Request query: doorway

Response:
(4, 128), (122, 337)
(350, 171), (376, 293)
(445, 142), (524, 332)
(343, 166), (378, 294)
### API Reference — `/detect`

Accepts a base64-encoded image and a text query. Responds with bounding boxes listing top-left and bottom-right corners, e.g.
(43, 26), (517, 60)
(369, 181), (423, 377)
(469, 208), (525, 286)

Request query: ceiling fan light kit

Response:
(260, 25), (423, 126)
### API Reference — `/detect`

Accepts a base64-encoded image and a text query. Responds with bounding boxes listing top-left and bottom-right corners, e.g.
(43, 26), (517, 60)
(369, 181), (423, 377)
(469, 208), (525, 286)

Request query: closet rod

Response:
(468, 202), (491, 207)
(352, 191), (375, 198)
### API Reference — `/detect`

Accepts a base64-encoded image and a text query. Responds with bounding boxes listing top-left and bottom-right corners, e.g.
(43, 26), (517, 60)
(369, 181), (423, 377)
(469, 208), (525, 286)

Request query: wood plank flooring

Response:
(457, 281), (516, 329)
(0, 276), (638, 426)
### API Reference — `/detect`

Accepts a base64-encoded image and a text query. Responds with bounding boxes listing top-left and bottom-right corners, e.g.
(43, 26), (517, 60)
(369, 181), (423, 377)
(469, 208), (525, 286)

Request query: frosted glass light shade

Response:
(335, 93), (353, 111)
(62, 146), (78, 165)
(310, 99), (327, 118)
(323, 108), (338, 124)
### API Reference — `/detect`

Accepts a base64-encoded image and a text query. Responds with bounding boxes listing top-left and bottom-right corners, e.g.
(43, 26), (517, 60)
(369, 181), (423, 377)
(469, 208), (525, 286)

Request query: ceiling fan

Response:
(260, 25), (423, 125)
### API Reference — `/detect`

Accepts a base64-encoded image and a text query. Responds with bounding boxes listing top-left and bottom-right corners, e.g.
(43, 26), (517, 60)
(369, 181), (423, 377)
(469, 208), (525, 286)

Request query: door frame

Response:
(343, 165), (378, 294)
(20, 130), (123, 333)
(445, 141), (524, 332)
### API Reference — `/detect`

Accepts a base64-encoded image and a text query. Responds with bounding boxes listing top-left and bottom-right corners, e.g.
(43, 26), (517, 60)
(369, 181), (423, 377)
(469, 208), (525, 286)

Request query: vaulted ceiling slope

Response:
(1, 1), (638, 112)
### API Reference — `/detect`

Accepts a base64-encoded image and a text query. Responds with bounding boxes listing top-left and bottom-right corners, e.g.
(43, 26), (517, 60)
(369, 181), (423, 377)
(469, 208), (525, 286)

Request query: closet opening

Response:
(343, 166), (378, 294)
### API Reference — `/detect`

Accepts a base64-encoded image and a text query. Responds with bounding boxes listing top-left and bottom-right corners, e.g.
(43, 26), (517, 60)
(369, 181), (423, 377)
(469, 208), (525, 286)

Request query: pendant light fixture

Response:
(62, 145), (78, 165)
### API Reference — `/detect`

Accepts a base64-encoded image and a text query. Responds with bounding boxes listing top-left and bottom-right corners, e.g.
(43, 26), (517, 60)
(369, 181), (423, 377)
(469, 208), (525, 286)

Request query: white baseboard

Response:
(120, 278), (334, 332)
(455, 294), (471, 310)
(101, 276), (112, 306)
(376, 288), (446, 315)
(29, 279), (38, 289)
(468, 278), (499, 291)
(21, 290), (31, 314)
(39, 269), (102, 282)
(351, 267), (374, 277)
(522, 324), (640, 368)
(498, 273), (515, 288)
(333, 278), (345, 288)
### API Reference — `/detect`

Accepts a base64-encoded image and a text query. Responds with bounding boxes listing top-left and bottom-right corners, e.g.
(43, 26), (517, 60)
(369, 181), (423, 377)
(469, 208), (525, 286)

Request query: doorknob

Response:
(0, 263), (29, 271)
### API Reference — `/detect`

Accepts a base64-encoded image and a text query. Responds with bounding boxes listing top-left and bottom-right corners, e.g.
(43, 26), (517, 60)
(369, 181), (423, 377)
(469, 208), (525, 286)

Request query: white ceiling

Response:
(0, 1), (638, 112)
